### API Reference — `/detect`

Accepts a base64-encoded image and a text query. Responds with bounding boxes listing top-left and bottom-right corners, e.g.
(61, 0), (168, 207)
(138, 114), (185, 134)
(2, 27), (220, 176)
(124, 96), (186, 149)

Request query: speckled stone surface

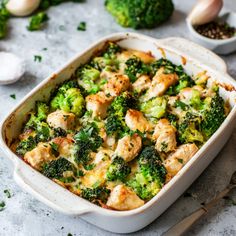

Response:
(0, 0), (236, 235)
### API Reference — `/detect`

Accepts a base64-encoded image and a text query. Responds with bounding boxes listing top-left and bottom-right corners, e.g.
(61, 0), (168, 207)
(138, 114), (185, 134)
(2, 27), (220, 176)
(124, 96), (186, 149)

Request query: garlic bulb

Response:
(187, 0), (223, 26)
(6, 0), (41, 17)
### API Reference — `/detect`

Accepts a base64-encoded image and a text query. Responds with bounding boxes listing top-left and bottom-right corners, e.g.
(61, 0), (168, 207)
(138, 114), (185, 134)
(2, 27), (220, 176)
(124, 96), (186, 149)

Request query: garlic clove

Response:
(6, 0), (41, 17)
(187, 0), (223, 26)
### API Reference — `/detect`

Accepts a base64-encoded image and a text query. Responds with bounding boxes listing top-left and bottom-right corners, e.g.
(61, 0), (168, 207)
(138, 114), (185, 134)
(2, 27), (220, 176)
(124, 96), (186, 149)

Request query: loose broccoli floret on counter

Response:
(81, 186), (111, 204)
(50, 82), (85, 117)
(201, 92), (226, 138)
(128, 146), (166, 200)
(105, 0), (174, 29)
(178, 112), (204, 145)
(0, 2), (10, 39)
(76, 65), (102, 94)
(140, 97), (167, 120)
(74, 123), (102, 166)
(42, 157), (74, 179)
(27, 12), (49, 31)
(105, 92), (137, 137)
(106, 156), (131, 182)
(125, 56), (150, 83)
(16, 136), (36, 156)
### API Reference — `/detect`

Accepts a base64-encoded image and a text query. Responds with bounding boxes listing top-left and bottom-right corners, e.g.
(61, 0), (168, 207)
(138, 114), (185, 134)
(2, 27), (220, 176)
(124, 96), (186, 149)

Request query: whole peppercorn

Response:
(195, 21), (236, 40)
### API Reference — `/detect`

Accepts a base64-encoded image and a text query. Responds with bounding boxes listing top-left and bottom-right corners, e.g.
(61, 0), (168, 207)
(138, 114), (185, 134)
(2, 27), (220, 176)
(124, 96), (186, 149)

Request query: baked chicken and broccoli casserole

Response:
(14, 42), (229, 211)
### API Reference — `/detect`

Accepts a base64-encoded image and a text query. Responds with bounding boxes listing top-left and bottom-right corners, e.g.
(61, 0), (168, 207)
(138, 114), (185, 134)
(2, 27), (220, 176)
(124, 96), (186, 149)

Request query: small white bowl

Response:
(187, 12), (236, 55)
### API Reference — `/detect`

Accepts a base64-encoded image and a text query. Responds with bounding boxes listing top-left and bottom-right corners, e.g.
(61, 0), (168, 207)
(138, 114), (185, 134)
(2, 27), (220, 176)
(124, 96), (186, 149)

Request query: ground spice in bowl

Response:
(195, 21), (236, 40)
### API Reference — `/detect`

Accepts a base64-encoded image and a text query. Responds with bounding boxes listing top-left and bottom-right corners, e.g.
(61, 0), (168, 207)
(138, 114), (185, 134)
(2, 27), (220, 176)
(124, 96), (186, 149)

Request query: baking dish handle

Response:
(14, 161), (91, 215)
(156, 37), (227, 73)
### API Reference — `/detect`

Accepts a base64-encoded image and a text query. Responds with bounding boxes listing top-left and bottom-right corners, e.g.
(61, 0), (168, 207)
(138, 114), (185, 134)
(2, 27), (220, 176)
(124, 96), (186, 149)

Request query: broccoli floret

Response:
(105, 92), (137, 137)
(125, 56), (150, 82)
(166, 113), (178, 127)
(51, 84), (85, 117)
(103, 42), (121, 59)
(81, 186), (111, 204)
(128, 146), (166, 200)
(140, 97), (167, 120)
(74, 123), (102, 166)
(25, 101), (49, 129)
(24, 102), (51, 143)
(27, 12), (49, 31)
(178, 112), (204, 144)
(105, 0), (174, 29)
(16, 136), (36, 156)
(201, 92), (226, 138)
(34, 122), (51, 142)
(76, 65), (102, 94)
(106, 156), (131, 181)
(42, 157), (74, 179)
(0, 2), (10, 39)
(52, 127), (67, 138)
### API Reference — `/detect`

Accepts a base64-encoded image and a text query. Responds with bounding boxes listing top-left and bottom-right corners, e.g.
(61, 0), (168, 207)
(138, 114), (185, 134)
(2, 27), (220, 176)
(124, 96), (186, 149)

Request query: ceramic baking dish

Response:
(1, 33), (236, 234)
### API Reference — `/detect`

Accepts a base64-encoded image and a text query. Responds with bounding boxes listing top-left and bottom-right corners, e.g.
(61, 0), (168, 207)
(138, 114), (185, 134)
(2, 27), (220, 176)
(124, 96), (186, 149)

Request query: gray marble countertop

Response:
(0, 0), (236, 235)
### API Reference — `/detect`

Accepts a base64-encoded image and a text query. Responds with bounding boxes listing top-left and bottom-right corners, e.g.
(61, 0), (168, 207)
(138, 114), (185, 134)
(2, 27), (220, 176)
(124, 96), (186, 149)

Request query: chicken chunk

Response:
(164, 143), (198, 179)
(86, 92), (112, 119)
(178, 86), (203, 104)
(117, 50), (155, 64)
(153, 119), (177, 153)
(24, 143), (55, 170)
(94, 149), (114, 164)
(104, 74), (130, 97)
(125, 109), (151, 132)
(106, 185), (144, 211)
(115, 134), (142, 162)
(146, 67), (178, 100)
(81, 158), (111, 187)
(132, 75), (151, 93)
(52, 137), (74, 159)
(47, 110), (76, 130)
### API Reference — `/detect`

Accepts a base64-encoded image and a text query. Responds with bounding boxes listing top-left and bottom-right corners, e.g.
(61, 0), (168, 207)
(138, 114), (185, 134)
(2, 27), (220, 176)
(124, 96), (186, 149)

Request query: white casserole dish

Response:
(1, 32), (236, 234)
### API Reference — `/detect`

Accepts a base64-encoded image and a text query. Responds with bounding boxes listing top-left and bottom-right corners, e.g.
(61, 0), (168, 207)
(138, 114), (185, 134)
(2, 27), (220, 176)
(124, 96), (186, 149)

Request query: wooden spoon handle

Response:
(162, 207), (206, 236)
(162, 186), (233, 236)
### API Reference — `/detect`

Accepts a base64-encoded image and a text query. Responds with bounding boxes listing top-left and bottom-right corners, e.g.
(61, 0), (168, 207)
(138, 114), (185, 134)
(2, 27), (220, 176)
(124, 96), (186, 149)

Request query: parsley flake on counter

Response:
(3, 189), (11, 198)
(10, 94), (16, 100)
(0, 201), (5, 211)
(77, 21), (86, 31)
(27, 12), (49, 31)
(34, 55), (42, 62)
(59, 25), (65, 31)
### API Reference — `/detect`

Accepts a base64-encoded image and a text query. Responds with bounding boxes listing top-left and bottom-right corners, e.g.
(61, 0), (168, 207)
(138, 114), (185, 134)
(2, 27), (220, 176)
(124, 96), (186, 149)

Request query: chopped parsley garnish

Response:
(10, 94), (16, 100)
(59, 25), (65, 31)
(84, 163), (96, 171)
(77, 21), (86, 31)
(27, 12), (49, 31)
(3, 189), (11, 198)
(34, 55), (42, 62)
(177, 158), (183, 164)
(0, 201), (5, 211)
